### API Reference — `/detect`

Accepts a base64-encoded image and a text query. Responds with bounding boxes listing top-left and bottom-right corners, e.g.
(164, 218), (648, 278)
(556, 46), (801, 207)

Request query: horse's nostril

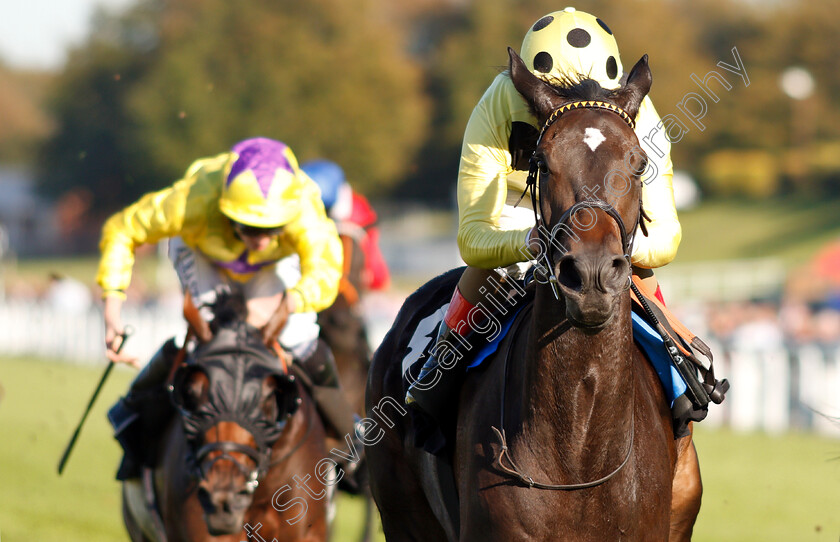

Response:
(557, 256), (583, 291)
(611, 256), (630, 279)
(197, 486), (213, 508)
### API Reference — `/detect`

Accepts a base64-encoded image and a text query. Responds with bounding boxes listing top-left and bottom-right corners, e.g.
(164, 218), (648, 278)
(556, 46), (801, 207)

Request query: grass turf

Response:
(673, 197), (840, 265)
(1, 355), (838, 541)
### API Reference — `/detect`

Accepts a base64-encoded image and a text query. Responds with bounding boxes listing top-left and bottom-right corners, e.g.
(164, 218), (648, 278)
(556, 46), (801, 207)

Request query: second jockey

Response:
(301, 159), (391, 293)
(99, 137), (365, 491)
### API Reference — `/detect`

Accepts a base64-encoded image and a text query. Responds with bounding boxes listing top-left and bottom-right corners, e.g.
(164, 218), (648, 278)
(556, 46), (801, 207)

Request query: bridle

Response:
(172, 344), (305, 495)
(517, 99), (647, 299)
(195, 443), (261, 494)
(191, 418), (276, 494)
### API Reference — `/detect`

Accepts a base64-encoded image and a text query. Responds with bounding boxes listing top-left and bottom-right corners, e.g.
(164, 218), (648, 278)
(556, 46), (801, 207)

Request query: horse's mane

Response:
(200, 288), (268, 349)
(191, 288), (276, 365)
(546, 73), (617, 103)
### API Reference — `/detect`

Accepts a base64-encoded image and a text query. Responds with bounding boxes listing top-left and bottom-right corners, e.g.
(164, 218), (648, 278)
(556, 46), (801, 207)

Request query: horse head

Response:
(509, 47), (652, 330)
(171, 293), (299, 535)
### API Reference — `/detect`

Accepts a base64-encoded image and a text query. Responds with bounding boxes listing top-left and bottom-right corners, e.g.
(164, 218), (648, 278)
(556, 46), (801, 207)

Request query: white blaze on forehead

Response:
(583, 127), (606, 152)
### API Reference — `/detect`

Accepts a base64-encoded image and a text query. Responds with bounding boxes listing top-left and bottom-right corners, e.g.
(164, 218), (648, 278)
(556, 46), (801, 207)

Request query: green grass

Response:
(3, 357), (839, 541)
(692, 426), (840, 542)
(676, 197), (840, 266)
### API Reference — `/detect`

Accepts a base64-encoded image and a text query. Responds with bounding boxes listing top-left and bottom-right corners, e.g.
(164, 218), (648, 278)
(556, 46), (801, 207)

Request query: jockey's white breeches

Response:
(168, 237), (319, 358)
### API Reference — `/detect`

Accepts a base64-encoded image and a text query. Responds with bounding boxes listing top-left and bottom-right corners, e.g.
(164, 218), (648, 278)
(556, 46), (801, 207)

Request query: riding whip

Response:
(58, 326), (133, 475)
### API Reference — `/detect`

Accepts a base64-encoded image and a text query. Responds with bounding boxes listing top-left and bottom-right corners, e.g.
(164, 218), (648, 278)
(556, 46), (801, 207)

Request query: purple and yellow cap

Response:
(219, 138), (304, 228)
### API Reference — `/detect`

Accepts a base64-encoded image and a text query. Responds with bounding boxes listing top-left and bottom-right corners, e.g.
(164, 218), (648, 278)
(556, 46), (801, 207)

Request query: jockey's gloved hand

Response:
(103, 293), (139, 366)
(260, 292), (296, 349)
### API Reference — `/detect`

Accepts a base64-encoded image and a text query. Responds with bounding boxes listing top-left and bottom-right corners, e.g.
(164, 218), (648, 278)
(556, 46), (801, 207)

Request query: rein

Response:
(493, 100), (641, 490)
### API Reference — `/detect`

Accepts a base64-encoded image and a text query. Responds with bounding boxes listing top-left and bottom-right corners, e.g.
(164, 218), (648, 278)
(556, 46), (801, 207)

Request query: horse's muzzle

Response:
(197, 485), (253, 535)
(556, 252), (629, 328)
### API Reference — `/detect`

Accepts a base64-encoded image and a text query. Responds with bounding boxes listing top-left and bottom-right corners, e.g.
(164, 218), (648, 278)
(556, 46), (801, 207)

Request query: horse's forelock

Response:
(208, 289), (249, 333)
(544, 73), (617, 103)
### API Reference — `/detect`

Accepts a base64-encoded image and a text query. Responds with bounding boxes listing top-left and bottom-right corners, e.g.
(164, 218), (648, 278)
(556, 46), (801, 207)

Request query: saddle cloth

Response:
(401, 302), (689, 409)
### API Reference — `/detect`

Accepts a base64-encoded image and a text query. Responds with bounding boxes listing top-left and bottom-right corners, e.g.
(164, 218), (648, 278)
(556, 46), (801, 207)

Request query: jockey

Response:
(301, 159), (391, 292)
(406, 8), (682, 416)
(100, 137), (365, 490)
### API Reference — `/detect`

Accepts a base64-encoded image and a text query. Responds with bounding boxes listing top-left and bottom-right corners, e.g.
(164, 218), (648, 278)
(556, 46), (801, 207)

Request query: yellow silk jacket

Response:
(457, 72), (681, 269)
(96, 153), (343, 314)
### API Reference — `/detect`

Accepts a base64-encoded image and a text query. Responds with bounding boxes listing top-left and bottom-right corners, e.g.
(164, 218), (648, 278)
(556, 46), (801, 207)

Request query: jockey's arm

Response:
(103, 293), (139, 365)
(456, 74), (536, 270)
(96, 179), (196, 298)
(456, 74), (681, 271)
(96, 160), (215, 363)
(279, 182), (343, 314)
(629, 96), (681, 269)
(259, 183), (342, 347)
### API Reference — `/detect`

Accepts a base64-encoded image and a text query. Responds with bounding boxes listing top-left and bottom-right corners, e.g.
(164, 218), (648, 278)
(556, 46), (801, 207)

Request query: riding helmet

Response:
(219, 138), (304, 228)
(520, 7), (624, 90)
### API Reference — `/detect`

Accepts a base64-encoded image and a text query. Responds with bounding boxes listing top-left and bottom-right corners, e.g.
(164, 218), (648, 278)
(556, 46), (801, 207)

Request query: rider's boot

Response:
(108, 339), (179, 480)
(297, 340), (368, 494)
(405, 285), (502, 422)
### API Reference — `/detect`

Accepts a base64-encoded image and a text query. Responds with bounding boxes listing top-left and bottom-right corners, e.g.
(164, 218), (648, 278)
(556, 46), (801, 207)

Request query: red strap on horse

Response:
(338, 276), (360, 306)
(271, 341), (290, 375)
(337, 233), (362, 305)
(182, 290), (212, 343)
(341, 234), (355, 277)
(166, 291), (207, 387)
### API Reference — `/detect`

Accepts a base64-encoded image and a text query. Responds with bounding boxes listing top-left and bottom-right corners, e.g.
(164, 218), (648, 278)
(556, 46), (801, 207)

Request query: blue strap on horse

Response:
(629, 280), (729, 437)
(630, 280), (729, 407)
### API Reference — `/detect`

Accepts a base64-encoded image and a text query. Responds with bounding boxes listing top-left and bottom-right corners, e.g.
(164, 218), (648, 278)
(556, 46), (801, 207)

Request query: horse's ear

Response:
(262, 374), (300, 424)
(508, 47), (560, 122)
(614, 55), (652, 121)
(175, 367), (210, 411)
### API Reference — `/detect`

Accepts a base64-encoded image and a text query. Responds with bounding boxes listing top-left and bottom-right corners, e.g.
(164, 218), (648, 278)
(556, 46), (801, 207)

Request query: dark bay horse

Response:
(366, 50), (701, 541)
(122, 297), (331, 541)
(319, 229), (372, 415)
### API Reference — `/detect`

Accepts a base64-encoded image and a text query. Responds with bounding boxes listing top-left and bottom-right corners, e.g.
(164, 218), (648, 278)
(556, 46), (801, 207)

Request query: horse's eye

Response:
(538, 159), (549, 175)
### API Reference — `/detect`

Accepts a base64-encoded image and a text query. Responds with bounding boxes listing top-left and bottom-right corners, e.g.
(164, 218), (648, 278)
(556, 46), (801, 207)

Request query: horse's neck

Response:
(517, 288), (635, 467)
